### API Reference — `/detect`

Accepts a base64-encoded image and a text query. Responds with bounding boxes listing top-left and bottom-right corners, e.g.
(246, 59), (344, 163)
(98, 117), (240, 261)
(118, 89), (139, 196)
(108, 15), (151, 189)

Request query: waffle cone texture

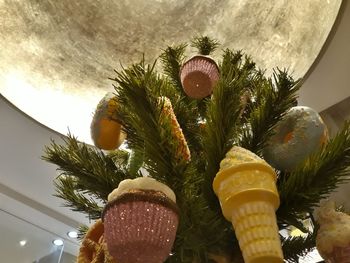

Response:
(213, 147), (283, 263)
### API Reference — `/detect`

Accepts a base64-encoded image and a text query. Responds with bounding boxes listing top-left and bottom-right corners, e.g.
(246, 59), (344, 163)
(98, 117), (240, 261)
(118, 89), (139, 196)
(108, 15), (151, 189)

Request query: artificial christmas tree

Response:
(43, 36), (350, 262)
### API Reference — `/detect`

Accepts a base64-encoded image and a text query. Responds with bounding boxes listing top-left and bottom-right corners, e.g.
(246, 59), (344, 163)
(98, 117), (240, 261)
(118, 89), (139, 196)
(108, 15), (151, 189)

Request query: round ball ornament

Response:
(180, 55), (219, 99)
(90, 92), (125, 150)
(263, 106), (328, 171)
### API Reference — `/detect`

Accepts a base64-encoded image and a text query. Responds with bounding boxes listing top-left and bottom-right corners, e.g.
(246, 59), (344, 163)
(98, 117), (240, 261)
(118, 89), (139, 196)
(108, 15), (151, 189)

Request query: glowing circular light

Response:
(19, 240), (27, 247)
(67, 231), (78, 238)
(52, 239), (64, 246)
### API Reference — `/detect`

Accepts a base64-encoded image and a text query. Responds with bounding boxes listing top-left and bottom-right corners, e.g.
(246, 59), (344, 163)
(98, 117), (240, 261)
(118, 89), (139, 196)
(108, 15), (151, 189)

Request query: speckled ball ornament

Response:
(90, 92), (125, 150)
(102, 177), (179, 263)
(180, 55), (219, 99)
(263, 106), (328, 171)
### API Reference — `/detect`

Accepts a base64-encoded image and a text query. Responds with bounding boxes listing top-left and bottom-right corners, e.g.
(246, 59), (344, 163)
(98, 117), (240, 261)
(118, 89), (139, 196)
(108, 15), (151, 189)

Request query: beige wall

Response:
(320, 96), (350, 137)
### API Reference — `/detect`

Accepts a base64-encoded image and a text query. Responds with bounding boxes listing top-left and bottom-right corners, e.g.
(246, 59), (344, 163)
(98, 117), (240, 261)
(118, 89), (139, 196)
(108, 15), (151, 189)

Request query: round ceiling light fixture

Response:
(19, 240), (27, 247)
(67, 231), (78, 239)
(52, 239), (64, 246)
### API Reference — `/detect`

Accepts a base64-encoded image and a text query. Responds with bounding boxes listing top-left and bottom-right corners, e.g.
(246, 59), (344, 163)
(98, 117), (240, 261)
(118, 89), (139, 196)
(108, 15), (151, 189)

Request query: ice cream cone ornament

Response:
(213, 146), (283, 263)
(316, 200), (350, 263)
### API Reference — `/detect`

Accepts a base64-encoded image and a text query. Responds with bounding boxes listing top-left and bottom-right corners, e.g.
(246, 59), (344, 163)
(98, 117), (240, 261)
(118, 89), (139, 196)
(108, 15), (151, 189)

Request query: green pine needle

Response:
(282, 230), (317, 263)
(240, 69), (301, 154)
(160, 43), (188, 89)
(77, 225), (90, 241)
(159, 44), (203, 152)
(42, 134), (130, 201)
(54, 176), (102, 219)
(202, 49), (257, 207)
(111, 60), (184, 187)
(191, 36), (220, 56)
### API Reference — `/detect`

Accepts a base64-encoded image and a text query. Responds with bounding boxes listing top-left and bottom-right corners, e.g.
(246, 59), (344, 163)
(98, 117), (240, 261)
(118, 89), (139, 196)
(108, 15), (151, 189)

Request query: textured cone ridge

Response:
(231, 201), (283, 263)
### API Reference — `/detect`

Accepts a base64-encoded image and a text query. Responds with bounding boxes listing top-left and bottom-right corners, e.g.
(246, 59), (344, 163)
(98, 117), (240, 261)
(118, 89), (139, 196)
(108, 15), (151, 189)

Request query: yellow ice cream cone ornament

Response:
(213, 146), (283, 263)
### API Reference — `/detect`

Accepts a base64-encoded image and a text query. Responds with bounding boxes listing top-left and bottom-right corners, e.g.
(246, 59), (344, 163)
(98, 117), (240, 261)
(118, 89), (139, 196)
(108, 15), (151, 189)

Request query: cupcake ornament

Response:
(102, 177), (179, 263)
(316, 201), (350, 263)
(180, 55), (220, 99)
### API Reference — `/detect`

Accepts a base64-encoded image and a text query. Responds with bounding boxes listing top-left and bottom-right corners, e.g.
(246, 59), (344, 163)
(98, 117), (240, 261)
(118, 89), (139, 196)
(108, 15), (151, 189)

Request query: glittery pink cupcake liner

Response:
(103, 200), (179, 263)
(180, 56), (219, 98)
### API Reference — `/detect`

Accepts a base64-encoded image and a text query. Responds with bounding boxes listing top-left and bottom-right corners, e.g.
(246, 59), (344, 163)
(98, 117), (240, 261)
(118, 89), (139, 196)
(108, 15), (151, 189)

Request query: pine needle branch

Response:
(191, 36), (220, 56)
(54, 176), (102, 219)
(77, 225), (89, 241)
(112, 60), (186, 189)
(282, 230), (317, 263)
(107, 150), (129, 167)
(159, 44), (202, 152)
(187, 50), (253, 260)
(42, 134), (130, 201)
(278, 122), (350, 225)
(160, 43), (187, 89)
(240, 69), (300, 154)
(202, 50), (256, 207)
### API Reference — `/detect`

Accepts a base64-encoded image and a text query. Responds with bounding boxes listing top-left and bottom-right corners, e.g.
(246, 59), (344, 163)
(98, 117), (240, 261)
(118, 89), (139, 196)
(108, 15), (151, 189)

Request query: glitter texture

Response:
(180, 56), (219, 99)
(103, 198), (179, 263)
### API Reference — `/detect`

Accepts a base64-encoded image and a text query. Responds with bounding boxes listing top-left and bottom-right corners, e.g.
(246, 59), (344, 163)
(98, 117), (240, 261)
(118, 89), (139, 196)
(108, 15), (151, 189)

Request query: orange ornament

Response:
(91, 93), (125, 150)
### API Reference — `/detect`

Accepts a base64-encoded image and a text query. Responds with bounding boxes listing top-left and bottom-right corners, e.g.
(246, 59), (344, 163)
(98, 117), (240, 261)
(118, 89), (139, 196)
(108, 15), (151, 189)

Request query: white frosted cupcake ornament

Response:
(316, 201), (350, 263)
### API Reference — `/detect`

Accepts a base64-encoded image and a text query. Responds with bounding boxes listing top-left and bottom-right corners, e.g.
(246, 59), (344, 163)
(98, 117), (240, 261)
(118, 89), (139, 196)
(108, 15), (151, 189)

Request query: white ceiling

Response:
(299, 1), (350, 111)
(1, 2), (350, 262)
(0, 193), (77, 263)
(0, 98), (86, 262)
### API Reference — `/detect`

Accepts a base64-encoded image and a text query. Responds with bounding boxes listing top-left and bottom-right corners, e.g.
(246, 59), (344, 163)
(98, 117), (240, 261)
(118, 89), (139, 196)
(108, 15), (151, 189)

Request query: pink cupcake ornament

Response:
(102, 177), (179, 263)
(180, 55), (220, 99)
